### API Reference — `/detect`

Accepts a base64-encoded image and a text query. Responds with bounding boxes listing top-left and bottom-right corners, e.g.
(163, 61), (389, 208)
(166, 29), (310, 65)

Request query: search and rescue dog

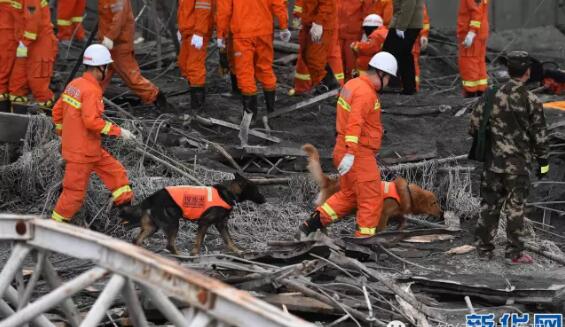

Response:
(118, 174), (266, 255)
(302, 144), (443, 232)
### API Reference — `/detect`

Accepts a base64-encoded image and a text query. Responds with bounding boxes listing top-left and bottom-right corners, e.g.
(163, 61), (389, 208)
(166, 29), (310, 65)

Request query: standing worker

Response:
(178, 0), (214, 116)
(98, 0), (172, 111)
(51, 44), (136, 223)
(457, 0), (489, 97)
(8, 0), (58, 111)
(412, 3), (429, 92)
(216, 0), (290, 128)
(297, 52), (398, 238)
(351, 14), (388, 75)
(0, 0), (21, 112)
(57, 0), (86, 43)
(382, 0), (423, 95)
(469, 51), (549, 264)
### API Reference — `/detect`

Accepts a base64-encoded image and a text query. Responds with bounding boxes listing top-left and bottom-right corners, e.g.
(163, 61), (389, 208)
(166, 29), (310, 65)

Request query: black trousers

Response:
(383, 28), (421, 94)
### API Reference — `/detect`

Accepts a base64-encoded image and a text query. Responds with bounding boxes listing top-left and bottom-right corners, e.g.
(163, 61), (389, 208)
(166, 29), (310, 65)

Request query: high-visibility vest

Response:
(166, 186), (232, 220)
(381, 181), (400, 203)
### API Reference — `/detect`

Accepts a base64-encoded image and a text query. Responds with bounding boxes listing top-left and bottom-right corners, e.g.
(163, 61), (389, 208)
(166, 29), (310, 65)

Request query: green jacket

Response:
(390, 0), (424, 30)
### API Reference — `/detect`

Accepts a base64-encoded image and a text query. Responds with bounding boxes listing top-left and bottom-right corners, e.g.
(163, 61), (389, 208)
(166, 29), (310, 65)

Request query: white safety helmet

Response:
(363, 14), (384, 27)
(83, 44), (113, 66)
(368, 52), (398, 77)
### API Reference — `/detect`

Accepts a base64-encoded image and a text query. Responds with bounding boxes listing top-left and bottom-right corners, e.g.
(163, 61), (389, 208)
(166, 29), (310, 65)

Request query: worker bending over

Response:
(351, 14), (388, 76)
(51, 45), (136, 223)
(298, 52), (398, 238)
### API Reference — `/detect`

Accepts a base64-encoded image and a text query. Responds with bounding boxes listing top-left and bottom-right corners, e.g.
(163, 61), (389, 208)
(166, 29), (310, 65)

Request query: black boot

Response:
(190, 87), (206, 116)
(155, 90), (178, 114)
(315, 64), (339, 95)
(241, 94), (258, 122)
(263, 90), (276, 130)
(230, 73), (240, 96)
(11, 95), (28, 114)
(0, 93), (10, 113)
(295, 211), (323, 239)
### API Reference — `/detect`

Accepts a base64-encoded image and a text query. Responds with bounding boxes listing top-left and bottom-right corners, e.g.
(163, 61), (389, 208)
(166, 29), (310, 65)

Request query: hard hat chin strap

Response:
(97, 65), (108, 81)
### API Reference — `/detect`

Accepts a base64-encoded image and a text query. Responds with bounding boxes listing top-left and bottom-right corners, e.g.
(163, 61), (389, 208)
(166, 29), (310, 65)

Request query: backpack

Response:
(468, 87), (498, 162)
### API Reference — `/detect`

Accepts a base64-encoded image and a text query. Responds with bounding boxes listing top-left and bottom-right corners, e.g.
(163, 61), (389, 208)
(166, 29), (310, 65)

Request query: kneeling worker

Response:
(51, 44), (136, 223)
(298, 52), (398, 238)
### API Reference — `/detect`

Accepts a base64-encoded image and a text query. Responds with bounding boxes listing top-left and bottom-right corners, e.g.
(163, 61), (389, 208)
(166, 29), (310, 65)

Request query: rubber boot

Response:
(314, 65), (339, 95)
(155, 90), (178, 114)
(230, 73), (240, 96)
(190, 87), (206, 117)
(295, 211), (323, 240)
(0, 94), (10, 113)
(10, 95), (28, 114)
(262, 90), (276, 131)
(37, 99), (54, 116)
(241, 94), (257, 122)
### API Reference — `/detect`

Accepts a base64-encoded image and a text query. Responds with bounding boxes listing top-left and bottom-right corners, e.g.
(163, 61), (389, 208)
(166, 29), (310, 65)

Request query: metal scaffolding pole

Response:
(141, 285), (189, 327)
(0, 243), (31, 299)
(80, 274), (126, 327)
(122, 279), (150, 327)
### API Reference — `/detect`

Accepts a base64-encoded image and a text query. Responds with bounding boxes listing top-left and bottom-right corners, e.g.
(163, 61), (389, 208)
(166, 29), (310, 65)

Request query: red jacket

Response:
(178, 0), (215, 38)
(98, 0), (135, 48)
(371, 0), (393, 27)
(0, 0), (22, 30)
(216, 0), (288, 39)
(52, 72), (122, 163)
(457, 0), (489, 40)
(353, 26), (388, 72)
(166, 186), (232, 220)
(19, 0), (53, 47)
(337, 0), (374, 39)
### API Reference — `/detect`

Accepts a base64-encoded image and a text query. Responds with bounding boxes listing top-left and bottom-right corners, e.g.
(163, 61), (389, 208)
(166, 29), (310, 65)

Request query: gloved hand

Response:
(337, 153), (355, 175)
(120, 128), (136, 142)
(350, 42), (359, 52)
(537, 158), (549, 179)
(191, 34), (204, 49)
(102, 36), (114, 50)
(176, 30), (182, 42)
(310, 23), (323, 42)
(396, 29), (405, 39)
(463, 31), (476, 48)
(16, 41), (27, 58)
(420, 36), (428, 50)
(216, 38), (225, 49)
(279, 29), (291, 42)
(292, 17), (302, 30)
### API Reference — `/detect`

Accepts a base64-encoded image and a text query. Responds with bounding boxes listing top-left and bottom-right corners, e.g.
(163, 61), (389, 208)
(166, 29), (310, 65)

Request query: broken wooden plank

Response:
(243, 145), (331, 158)
(274, 53), (298, 65)
(273, 40), (299, 53)
(0, 112), (30, 143)
(263, 294), (336, 315)
(198, 117), (281, 143)
(380, 149), (438, 165)
(268, 89), (339, 119)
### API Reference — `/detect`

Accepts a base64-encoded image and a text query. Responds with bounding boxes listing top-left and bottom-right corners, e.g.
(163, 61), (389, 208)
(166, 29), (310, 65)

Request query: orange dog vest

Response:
(381, 181), (400, 203)
(166, 186), (233, 220)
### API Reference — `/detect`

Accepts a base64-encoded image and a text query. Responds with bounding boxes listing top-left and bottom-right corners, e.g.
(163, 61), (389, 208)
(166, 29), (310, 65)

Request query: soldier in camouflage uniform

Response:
(469, 51), (549, 264)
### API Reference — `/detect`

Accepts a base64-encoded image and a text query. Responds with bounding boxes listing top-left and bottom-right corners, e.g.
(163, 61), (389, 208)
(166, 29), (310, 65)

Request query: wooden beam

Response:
(243, 145), (331, 158)
(198, 117), (281, 143)
(268, 89), (339, 118)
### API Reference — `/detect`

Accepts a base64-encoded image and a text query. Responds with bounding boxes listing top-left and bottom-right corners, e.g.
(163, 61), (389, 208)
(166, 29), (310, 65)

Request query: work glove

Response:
(216, 38), (225, 49)
(279, 29), (291, 43)
(463, 31), (476, 48)
(120, 128), (136, 142)
(350, 42), (359, 52)
(396, 29), (405, 39)
(420, 36), (429, 50)
(16, 41), (27, 58)
(337, 153), (355, 176)
(191, 34), (204, 49)
(176, 30), (182, 42)
(292, 17), (302, 30)
(310, 23), (323, 43)
(537, 158), (549, 179)
(102, 36), (114, 50)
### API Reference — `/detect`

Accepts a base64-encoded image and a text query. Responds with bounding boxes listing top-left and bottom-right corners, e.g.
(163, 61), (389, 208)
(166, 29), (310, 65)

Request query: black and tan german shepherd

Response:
(118, 173), (266, 256)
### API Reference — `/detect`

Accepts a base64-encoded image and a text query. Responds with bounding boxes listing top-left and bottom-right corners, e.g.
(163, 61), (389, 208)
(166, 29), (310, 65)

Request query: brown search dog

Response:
(303, 144), (443, 232)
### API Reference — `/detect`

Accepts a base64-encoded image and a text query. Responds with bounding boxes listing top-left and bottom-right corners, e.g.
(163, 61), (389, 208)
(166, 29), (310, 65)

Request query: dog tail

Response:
(302, 143), (331, 188)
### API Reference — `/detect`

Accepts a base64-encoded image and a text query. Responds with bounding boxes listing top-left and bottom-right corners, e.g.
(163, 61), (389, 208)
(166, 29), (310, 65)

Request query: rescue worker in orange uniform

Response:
(412, 4), (429, 92)
(290, 0), (337, 95)
(371, 0), (393, 27)
(216, 0), (290, 127)
(51, 45), (136, 223)
(0, 0), (21, 112)
(298, 52), (398, 238)
(8, 0), (58, 111)
(98, 0), (172, 110)
(351, 14), (388, 75)
(57, 0), (86, 42)
(457, 0), (489, 97)
(177, 0), (214, 115)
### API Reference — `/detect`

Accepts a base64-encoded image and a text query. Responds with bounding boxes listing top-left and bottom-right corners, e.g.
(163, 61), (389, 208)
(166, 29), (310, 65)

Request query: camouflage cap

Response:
(507, 51), (531, 71)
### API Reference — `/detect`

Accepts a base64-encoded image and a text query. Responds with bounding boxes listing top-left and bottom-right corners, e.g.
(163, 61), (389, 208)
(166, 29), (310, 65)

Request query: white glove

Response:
(463, 31), (476, 48)
(120, 128), (136, 142)
(310, 23), (323, 43)
(191, 34), (204, 49)
(420, 36), (428, 50)
(279, 29), (291, 43)
(102, 36), (114, 50)
(216, 38), (225, 49)
(16, 41), (27, 58)
(396, 29), (405, 39)
(337, 153), (355, 176)
(176, 30), (182, 42)
(292, 17), (302, 30)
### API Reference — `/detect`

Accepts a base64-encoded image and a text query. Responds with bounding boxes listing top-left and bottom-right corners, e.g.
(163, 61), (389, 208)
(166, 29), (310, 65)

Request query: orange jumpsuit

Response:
(293, 0), (336, 91)
(0, 0), (20, 104)
(457, 0), (489, 94)
(352, 26), (388, 73)
(318, 75), (383, 237)
(57, 0), (86, 41)
(9, 0), (58, 106)
(98, 0), (159, 103)
(412, 4), (429, 91)
(292, 0), (343, 93)
(166, 186), (232, 220)
(371, 0), (393, 27)
(178, 0), (214, 87)
(51, 71), (133, 222)
(216, 0), (288, 96)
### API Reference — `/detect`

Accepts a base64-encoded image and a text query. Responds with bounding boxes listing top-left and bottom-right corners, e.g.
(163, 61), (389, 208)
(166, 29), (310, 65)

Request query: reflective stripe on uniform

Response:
(62, 94), (81, 109)
(423, 23), (430, 31)
(321, 203), (338, 221)
(541, 165), (549, 174)
(293, 5), (302, 13)
(358, 226), (376, 236)
(469, 20), (481, 28)
(195, 1), (211, 9)
(55, 123), (63, 131)
(51, 211), (67, 222)
(374, 100), (381, 111)
(415, 75), (420, 83)
(10, 1), (22, 9)
(24, 31), (37, 40)
(40, 0), (47, 7)
(295, 72), (311, 81)
(71, 16), (83, 23)
(334, 72), (345, 81)
(345, 135), (359, 143)
(9, 94), (27, 103)
(57, 19), (72, 26)
(112, 185), (132, 201)
(100, 121), (112, 135)
(338, 96), (351, 111)
(16, 47), (27, 57)
(462, 79), (488, 87)
(383, 181), (390, 193)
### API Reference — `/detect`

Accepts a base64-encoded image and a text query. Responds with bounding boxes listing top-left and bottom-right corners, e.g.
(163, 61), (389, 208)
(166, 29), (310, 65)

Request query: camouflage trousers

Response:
(475, 170), (529, 258)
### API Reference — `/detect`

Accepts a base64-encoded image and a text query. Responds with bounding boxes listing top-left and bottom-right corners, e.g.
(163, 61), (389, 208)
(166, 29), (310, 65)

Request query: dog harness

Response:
(381, 181), (401, 204)
(166, 186), (232, 220)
